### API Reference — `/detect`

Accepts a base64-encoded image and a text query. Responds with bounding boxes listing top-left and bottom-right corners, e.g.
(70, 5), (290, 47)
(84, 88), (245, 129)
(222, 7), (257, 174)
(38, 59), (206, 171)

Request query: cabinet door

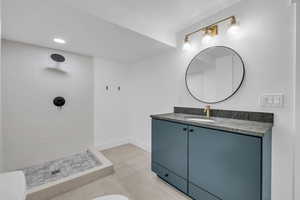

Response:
(152, 119), (188, 179)
(189, 126), (262, 200)
(152, 163), (187, 193)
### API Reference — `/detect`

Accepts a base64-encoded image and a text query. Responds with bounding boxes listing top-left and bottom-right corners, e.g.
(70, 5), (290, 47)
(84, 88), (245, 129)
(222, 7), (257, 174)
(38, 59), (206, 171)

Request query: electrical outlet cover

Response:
(260, 94), (284, 108)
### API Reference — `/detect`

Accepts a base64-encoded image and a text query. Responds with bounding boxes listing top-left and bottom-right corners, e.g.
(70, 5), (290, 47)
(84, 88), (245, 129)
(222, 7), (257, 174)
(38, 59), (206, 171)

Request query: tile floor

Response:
(50, 144), (191, 200)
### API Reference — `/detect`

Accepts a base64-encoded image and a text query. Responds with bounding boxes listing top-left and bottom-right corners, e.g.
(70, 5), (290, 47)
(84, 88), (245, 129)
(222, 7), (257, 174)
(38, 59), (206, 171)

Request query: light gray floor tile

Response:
(50, 144), (191, 200)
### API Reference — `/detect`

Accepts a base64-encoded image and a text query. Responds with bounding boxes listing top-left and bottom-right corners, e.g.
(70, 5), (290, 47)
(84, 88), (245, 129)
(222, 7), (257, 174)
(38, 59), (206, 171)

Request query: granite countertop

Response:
(151, 113), (273, 137)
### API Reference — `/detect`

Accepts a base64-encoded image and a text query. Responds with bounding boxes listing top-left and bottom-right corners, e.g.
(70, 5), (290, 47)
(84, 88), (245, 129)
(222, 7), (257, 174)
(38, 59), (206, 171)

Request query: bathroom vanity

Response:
(151, 107), (273, 200)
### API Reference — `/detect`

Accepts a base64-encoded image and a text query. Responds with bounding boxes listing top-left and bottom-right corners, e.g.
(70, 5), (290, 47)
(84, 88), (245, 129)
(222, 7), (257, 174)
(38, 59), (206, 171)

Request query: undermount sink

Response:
(185, 117), (215, 123)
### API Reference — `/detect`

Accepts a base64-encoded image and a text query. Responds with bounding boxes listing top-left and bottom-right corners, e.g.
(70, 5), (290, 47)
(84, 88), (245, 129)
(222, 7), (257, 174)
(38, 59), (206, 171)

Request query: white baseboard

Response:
(95, 138), (151, 153)
(129, 139), (151, 152)
(95, 138), (131, 151)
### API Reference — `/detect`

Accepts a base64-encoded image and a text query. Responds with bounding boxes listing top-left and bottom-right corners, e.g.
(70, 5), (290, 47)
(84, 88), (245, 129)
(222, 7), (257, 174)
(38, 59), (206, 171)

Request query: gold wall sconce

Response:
(204, 25), (218, 37)
(183, 16), (239, 50)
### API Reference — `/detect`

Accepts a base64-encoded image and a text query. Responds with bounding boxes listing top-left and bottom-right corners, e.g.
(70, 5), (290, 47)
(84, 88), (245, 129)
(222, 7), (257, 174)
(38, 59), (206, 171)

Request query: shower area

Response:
(22, 148), (113, 200)
(2, 41), (110, 200)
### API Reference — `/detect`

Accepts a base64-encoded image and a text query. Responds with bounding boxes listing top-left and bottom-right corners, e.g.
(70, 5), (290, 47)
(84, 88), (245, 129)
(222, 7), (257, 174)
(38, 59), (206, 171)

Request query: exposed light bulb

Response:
(202, 27), (214, 44)
(228, 24), (240, 35)
(227, 17), (240, 35)
(183, 41), (192, 51)
(183, 37), (192, 51)
(202, 33), (213, 44)
(53, 38), (66, 44)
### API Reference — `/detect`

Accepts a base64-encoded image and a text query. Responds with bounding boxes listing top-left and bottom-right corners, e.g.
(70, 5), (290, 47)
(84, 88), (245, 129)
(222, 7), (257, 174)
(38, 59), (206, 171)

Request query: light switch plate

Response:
(260, 94), (284, 108)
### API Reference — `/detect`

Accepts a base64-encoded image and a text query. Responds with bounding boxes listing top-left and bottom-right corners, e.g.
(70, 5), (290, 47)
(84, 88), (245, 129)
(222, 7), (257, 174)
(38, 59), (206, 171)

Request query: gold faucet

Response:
(204, 105), (211, 118)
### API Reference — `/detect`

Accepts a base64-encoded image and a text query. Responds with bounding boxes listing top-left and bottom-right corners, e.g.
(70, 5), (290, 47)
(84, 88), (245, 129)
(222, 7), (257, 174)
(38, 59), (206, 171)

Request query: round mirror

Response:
(185, 46), (245, 104)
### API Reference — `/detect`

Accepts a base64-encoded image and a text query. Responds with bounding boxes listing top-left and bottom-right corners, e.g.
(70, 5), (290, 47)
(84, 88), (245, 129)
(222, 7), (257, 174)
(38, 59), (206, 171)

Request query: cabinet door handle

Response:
(189, 129), (194, 132)
(164, 173), (169, 177)
(183, 128), (187, 131)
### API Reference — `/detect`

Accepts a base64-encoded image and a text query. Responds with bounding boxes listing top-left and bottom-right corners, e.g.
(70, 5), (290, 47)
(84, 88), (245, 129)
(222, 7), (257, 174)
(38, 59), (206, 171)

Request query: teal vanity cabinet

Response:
(151, 119), (188, 193)
(189, 126), (262, 200)
(151, 118), (272, 200)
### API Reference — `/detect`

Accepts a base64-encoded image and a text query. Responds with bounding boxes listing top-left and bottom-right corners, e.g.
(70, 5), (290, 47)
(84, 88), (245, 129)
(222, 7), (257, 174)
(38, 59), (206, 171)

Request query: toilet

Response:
(0, 171), (26, 200)
(93, 195), (129, 200)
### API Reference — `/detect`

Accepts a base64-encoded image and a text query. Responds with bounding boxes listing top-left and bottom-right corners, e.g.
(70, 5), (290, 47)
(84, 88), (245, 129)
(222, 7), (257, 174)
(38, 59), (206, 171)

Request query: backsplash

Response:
(174, 107), (274, 123)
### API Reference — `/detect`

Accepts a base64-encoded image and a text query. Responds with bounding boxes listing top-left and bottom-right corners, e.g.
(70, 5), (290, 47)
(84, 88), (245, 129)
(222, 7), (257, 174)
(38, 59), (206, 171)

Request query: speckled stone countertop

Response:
(151, 113), (273, 137)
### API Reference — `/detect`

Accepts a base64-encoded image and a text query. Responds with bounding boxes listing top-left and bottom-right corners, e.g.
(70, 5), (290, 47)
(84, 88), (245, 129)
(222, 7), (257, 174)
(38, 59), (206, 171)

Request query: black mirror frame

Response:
(185, 46), (245, 104)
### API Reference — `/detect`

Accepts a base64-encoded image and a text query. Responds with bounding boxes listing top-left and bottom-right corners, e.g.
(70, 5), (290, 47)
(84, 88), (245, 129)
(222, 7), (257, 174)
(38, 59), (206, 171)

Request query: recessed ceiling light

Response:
(53, 38), (66, 44)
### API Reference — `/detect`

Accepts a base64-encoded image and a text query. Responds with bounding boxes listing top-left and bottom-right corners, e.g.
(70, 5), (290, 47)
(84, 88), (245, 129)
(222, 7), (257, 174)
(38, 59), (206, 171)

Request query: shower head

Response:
(51, 54), (65, 63)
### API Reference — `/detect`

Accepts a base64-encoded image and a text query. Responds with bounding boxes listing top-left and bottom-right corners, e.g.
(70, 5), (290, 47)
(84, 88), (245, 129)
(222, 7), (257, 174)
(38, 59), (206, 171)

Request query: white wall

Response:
(128, 0), (295, 200)
(94, 58), (130, 150)
(295, 1), (300, 199)
(128, 51), (183, 150)
(0, 1), (3, 172)
(1, 40), (94, 170)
